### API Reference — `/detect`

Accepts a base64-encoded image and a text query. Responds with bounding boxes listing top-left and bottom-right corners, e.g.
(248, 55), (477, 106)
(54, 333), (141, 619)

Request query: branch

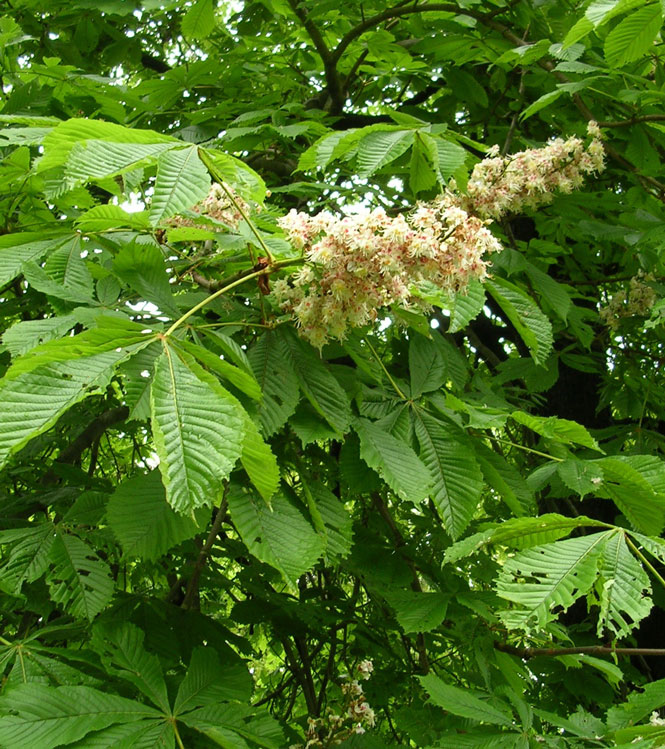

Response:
(596, 114), (665, 128)
(495, 642), (665, 658)
(286, 0), (345, 112)
(56, 406), (129, 466)
(181, 490), (229, 610)
(331, 1), (517, 65)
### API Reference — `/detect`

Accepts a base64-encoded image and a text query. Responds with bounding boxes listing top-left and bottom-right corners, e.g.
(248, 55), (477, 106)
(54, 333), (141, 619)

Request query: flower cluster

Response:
(599, 272), (657, 330)
(273, 125), (605, 347)
(290, 660), (376, 748)
(166, 182), (249, 231)
(273, 200), (501, 347)
(458, 121), (605, 219)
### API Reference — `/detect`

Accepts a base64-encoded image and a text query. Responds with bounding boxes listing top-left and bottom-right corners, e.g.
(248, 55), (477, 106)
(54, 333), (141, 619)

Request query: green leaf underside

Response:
(227, 489), (324, 586)
(0, 684), (160, 749)
(355, 417), (433, 503)
(150, 345), (245, 513)
(414, 411), (483, 539)
(496, 532), (610, 631)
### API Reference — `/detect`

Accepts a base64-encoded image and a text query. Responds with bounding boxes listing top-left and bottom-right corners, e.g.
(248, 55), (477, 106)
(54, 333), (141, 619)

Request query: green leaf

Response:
(432, 136), (468, 181)
(448, 280), (486, 333)
(248, 331), (299, 436)
(112, 240), (179, 317)
(410, 132), (438, 194)
(520, 89), (563, 121)
(355, 417), (433, 503)
(182, 0), (215, 39)
(511, 411), (600, 450)
(150, 344), (245, 513)
(0, 349), (132, 470)
(604, 5), (662, 67)
(91, 621), (170, 712)
(227, 488), (324, 586)
(149, 146), (211, 225)
(357, 128), (414, 177)
(47, 532), (114, 621)
(106, 471), (203, 560)
(409, 333), (446, 397)
(486, 278), (553, 365)
(597, 532), (652, 638)
(496, 532), (609, 631)
(174, 646), (250, 714)
(38, 118), (176, 174)
(419, 674), (513, 726)
(239, 413), (280, 503)
(181, 703), (283, 749)
(594, 458), (665, 534)
(65, 141), (174, 187)
(607, 678), (665, 731)
(0, 523), (56, 595)
(0, 684), (160, 749)
(413, 411), (483, 539)
(310, 482), (353, 562)
(75, 204), (150, 232)
(2, 314), (78, 357)
(174, 339), (262, 400)
(524, 263), (571, 322)
(0, 232), (71, 286)
(384, 590), (449, 633)
(22, 261), (94, 304)
(474, 443), (534, 516)
(116, 341), (162, 421)
(279, 328), (352, 435)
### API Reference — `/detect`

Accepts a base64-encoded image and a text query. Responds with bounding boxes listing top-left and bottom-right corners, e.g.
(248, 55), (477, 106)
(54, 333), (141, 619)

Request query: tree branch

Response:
(495, 642), (665, 658)
(286, 0), (345, 112)
(181, 489), (229, 610)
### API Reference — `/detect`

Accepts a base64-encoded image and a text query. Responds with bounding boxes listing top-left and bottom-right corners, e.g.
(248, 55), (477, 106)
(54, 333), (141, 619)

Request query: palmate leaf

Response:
(597, 531), (652, 638)
(496, 532), (610, 632)
(419, 674), (513, 727)
(47, 532), (114, 621)
(22, 262), (94, 304)
(91, 622), (170, 713)
(112, 240), (179, 318)
(227, 488), (324, 587)
(43, 236), (95, 298)
(174, 646), (250, 714)
(486, 277), (553, 365)
(413, 411), (483, 539)
(355, 417), (433, 503)
(106, 471), (204, 561)
(511, 411), (600, 450)
(0, 684), (161, 749)
(148, 146), (211, 225)
(181, 702), (284, 749)
(182, 0), (216, 39)
(279, 327), (352, 435)
(384, 590), (449, 633)
(0, 523), (56, 595)
(0, 349), (133, 470)
(150, 344), (245, 513)
(2, 313), (78, 357)
(0, 231), (71, 286)
(248, 330), (300, 436)
(473, 442), (534, 516)
(607, 678), (665, 731)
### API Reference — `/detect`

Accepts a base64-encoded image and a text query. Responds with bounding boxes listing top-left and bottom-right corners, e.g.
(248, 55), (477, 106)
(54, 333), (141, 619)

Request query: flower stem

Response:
(199, 149), (275, 263)
(165, 258), (302, 337)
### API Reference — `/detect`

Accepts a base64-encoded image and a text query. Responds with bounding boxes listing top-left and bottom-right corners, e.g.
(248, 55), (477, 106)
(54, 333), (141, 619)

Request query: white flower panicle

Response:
(167, 182), (249, 230)
(458, 122), (605, 219)
(600, 272), (657, 330)
(290, 660), (376, 748)
(274, 124), (605, 347)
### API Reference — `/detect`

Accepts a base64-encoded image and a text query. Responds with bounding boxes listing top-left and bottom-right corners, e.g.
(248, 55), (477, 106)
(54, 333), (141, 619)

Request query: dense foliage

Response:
(1, 0), (665, 746)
